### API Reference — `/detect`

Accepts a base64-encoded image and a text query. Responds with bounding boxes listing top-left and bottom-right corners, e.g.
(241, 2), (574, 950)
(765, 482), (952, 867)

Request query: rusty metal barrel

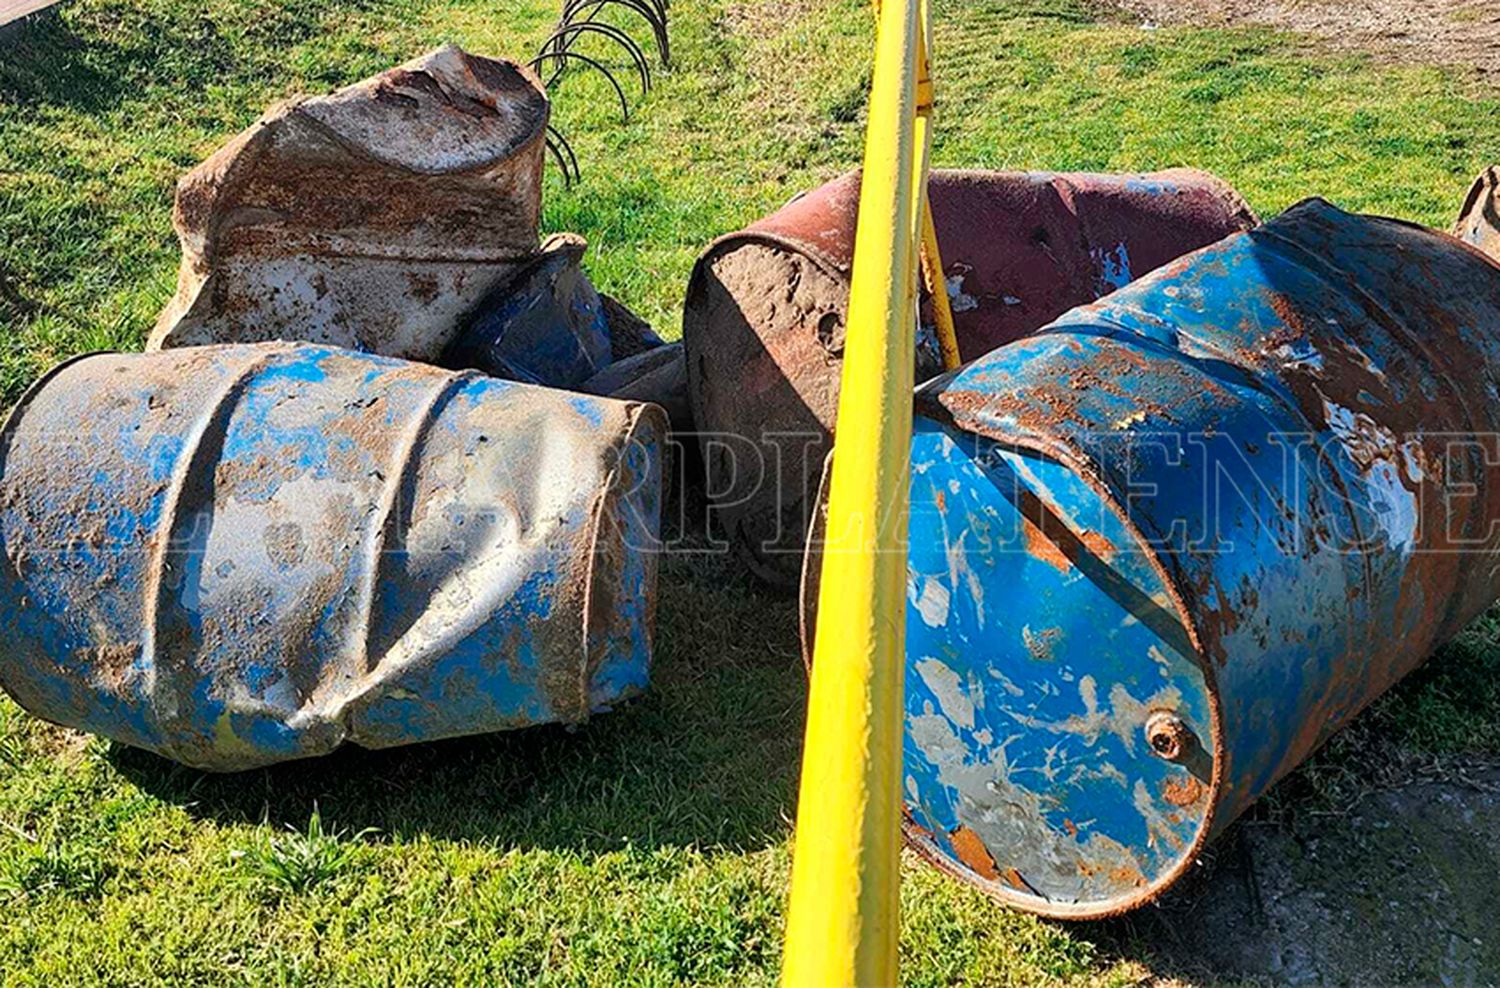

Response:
(683, 168), (1256, 586)
(883, 199), (1500, 917)
(0, 343), (666, 771)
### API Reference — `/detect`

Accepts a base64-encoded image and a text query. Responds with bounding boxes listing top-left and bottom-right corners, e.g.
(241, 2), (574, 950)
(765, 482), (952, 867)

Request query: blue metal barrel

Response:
(0, 343), (666, 771)
(892, 199), (1500, 917)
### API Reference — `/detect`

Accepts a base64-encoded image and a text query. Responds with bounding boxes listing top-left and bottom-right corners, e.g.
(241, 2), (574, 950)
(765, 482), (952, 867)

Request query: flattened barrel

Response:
(890, 199), (1500, 917)
(684, 168), (1255, 587)
(0, 343), (666, 771)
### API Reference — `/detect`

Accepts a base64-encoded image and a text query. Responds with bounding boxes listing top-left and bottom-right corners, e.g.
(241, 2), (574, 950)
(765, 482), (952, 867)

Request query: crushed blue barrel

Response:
(0, 343), (666, 771)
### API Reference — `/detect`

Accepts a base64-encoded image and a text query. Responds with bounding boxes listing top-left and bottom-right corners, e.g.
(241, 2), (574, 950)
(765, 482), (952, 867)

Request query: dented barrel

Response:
(888, 199), (1500, 917)
(0, 343), (666, 771)
(149, 45), (550, 362)
(684, 168), (1256, 587)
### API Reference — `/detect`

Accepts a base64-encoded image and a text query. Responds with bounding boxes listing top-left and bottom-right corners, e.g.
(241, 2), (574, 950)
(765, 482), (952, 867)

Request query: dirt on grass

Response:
(1116, 0), (1500, 81)
(1125, 756), (1500, 985)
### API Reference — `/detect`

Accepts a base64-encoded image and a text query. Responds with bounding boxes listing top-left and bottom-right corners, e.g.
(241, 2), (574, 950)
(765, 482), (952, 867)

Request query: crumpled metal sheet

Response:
(578, 342), (689, 431)
(148, 45), (549, 363)
(1455, 164), (1500, 262)
(444, 233), (614, 388)
(0, 343), (666, 771)
(441, 231), (686, 425)
(882, 199), (1500, 918)
(682, 168), (1257, 587)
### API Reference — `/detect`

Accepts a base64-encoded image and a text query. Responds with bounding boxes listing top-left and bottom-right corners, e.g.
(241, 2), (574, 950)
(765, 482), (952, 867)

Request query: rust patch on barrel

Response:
(150, 45), (548, 362)
(687, 168), (1257, 588)
(1161, 775), (1206, 807)
(951, 825), (1002, 881)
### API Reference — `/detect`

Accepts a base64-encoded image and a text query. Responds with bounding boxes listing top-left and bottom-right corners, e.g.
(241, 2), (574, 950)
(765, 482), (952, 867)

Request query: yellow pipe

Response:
(920, 194), (962, 371)
(780, 0), (927, 984)
(884, 0), (961, 372)
(911, 9), (962, 372)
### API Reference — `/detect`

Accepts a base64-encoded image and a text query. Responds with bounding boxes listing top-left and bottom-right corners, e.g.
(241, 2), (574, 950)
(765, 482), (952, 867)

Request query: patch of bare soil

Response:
(1116, 0), (1500, 80)
(1112, 757), (1500, 986)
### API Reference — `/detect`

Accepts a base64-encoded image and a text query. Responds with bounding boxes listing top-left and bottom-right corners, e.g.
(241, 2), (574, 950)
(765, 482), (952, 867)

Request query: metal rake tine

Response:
(630, 0), (668, 24)
(530, 48), (634, 121)
(540, 21), (652, 96)
(544, 20), (652, 93)
(561, 0), (672, 62)
(560, 0), (670, 66)
(545, 126), (580, 185)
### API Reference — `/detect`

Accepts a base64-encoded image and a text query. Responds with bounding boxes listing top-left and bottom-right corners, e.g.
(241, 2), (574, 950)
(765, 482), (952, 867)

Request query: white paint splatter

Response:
(916, 576), (950, 628)
(1323, 399), (1418, 552)
(916, 658), (976, 731)
(1007, 675), (1185, 756)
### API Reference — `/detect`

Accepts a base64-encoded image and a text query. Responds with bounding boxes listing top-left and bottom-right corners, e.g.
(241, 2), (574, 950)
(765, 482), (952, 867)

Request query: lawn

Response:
(4, 0), (1500, 984)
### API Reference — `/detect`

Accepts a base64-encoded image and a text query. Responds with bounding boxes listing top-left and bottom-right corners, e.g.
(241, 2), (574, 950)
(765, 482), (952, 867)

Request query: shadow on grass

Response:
(111, 479), (810, 855)
(0, 0), (386, 113)
(0, 9), (125, 113)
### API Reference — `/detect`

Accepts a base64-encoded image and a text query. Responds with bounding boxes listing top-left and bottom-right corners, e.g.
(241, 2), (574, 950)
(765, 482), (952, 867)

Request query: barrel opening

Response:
(902, 417), (1220, 918)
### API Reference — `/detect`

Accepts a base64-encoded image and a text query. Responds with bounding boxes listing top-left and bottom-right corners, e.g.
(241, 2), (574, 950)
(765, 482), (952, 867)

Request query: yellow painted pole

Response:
(780, 0), (930, 984)
(909, 0), (961, 373)
(920, 196), (962, 371)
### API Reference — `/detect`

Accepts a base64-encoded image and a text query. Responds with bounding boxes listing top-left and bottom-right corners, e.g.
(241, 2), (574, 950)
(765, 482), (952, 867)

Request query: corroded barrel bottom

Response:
(903, 420), (1215, 918)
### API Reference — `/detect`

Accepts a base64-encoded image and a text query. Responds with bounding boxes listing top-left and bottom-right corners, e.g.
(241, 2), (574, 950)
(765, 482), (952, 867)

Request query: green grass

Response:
(4, 0), (1500, 982)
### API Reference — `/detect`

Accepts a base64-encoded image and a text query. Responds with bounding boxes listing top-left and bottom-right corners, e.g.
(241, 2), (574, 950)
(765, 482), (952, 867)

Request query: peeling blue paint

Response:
(899, 198), (1500, 917)
(0, 343), (667, 771)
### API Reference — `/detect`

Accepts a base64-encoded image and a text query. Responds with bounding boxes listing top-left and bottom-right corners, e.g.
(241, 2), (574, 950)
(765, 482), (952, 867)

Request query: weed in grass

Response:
(0, 840), (111, 901)
(0, 732), (24, 770)
(236, 806), (377, 897)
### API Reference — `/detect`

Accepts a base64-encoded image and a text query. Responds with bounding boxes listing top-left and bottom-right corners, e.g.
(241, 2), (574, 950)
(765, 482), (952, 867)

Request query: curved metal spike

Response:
(549, 125), (581, 182)
(544, 19), (652, 94)
(530, 48), (633, 121)
(545, 126), (580, 185)
(559, 0), (670, 66)
(561, 0), (672, 62)
(625, 0), (668, 24)
(561, 0), (669, 68)
(540, 21), (651, 96)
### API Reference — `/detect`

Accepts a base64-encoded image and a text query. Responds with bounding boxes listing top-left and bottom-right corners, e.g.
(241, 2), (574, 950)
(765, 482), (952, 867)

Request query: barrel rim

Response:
(896, 423), (1226, 921)
(0, 350), (112, 704)
(0, 349), (113, 458)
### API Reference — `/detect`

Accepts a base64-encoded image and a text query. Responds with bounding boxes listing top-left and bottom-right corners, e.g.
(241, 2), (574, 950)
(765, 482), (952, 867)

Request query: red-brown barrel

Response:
(682, 168), (1256, 586)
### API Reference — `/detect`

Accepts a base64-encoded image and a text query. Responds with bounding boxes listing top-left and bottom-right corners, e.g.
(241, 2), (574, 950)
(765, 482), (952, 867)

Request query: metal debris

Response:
(877, 198), (1500, 918)
(444, 232), (614, 388)
(1455, 164), (1500, 262)
(578, 341), (689, 430)
(441, 231), (683, 422)
(0, 343), (667, 771)
(683, 168), (1257, 587)
(532, 0), (671, 184)
(148, 45), (549, 363)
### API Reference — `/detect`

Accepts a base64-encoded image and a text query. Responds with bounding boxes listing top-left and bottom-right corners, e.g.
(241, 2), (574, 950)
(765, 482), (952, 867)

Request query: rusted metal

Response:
(1145, 712), (1191, 762)
(683, 168), (1256, 586)
(148, 45), (549, 363)
(867, 198), (1500, 918)
(1455, 164), (1500, 262)
(0, 343), (667, 771)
